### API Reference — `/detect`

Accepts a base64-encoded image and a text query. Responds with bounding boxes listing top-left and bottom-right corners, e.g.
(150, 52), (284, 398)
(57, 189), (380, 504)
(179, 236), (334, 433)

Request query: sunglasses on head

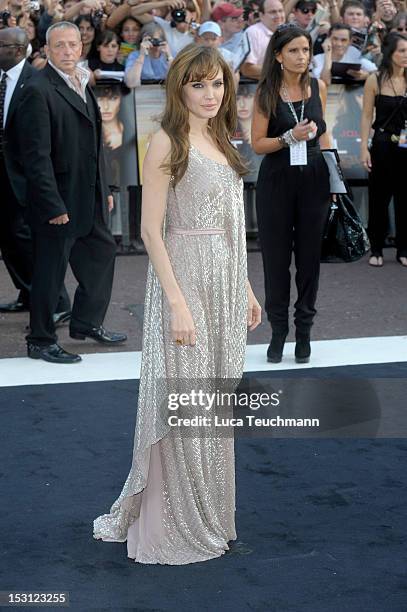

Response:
(300, 6), (316, 14)
(274, 22), (299, 35)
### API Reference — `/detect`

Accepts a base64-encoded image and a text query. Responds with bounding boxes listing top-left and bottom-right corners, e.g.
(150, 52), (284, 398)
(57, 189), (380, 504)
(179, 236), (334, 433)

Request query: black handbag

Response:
(321, 193), (370, 263)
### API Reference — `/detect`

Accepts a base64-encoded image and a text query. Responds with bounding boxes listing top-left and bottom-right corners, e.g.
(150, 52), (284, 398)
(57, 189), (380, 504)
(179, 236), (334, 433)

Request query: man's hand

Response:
(108, 195), (114, 212)
(49, 214), (69, 225)
(168, 0), (186, 9)
(322, 36), (332, 54)
(347, 69), (369, 81)
(47, 0), (62, 16)
(21, 0), (32, 15)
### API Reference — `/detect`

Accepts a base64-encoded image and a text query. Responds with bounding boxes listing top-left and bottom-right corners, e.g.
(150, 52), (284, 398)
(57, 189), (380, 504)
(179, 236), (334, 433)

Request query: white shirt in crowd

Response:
(0, 58), (26, 127)
(244, 21), (273, 66)
(153, 16), (194, 57)
(312, 45), (377, 79)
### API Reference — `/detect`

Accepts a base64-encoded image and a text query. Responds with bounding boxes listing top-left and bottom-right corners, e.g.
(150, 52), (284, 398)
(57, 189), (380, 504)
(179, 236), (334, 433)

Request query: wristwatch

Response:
(278, 135), (288, 148)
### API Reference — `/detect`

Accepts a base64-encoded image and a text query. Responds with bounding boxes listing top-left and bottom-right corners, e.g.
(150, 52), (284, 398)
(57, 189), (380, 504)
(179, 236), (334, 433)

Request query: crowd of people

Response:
(0, 0), (406, 85)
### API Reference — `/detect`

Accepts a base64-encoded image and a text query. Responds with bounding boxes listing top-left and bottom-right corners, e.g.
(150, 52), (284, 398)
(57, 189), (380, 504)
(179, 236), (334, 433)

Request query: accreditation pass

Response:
(290, 140), (307, 165)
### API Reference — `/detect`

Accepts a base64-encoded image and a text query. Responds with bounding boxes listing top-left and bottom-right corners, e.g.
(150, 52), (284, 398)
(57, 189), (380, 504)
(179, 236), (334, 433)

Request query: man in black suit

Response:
(0, 27), (71, 321)
(18, 21), (127, 364)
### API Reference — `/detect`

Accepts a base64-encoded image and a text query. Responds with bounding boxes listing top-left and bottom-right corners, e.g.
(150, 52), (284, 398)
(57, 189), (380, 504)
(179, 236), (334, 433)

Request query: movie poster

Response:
(232, 82), (263, 184)
(324, 83), (366, 181)
(134, 84), (167, 184)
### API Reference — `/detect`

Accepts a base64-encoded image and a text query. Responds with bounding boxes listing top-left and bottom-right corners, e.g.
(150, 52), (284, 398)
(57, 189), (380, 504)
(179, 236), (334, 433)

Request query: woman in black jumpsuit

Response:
(360, 32), (407, 268)
(252, 25), (331, 364)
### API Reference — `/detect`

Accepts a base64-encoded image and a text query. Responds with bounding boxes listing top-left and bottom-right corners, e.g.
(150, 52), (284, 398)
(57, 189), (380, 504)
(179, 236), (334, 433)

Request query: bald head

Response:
(0, 27), (29, 47)
(0, 27), (29, 71)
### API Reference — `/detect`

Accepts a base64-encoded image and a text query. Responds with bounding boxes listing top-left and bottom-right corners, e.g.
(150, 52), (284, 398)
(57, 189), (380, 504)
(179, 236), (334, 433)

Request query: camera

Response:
(0, 10), (11, 26)
(351, 28), (367, 51)
(171, 8), (186, 23)
(93, 9), (104, 27)
(151, 37), (163, 47)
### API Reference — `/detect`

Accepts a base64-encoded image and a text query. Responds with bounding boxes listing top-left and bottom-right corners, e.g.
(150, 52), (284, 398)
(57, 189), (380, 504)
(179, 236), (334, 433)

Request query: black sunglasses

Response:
(299, 7), (317, 14)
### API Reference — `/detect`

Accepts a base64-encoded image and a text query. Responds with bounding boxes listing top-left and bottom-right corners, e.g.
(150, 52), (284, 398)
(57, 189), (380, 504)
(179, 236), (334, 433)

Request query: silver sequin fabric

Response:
(93, 145), (248, 565)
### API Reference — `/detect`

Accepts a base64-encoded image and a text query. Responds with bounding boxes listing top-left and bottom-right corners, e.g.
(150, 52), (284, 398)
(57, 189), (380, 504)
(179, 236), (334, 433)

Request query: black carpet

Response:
(1, 364), (407, 611)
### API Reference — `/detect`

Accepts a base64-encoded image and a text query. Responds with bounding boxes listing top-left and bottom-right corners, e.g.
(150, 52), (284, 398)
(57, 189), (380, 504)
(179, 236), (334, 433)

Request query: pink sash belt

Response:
(167, 227), (226, 235)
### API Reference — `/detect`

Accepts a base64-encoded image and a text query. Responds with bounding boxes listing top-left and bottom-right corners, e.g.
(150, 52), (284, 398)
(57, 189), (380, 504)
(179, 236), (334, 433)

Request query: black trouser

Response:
(256, 151), (330, 334)
(0, 155), (33, 305)
(368, 136), (407, 257)
(0, 155), (71, 312)
(27, 202), (117, 346)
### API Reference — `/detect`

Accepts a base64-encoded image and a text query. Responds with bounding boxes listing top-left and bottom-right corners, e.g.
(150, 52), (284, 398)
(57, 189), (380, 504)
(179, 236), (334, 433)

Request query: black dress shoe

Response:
(53, 310), (72, 328)
(0, 300), (29, 313)
(70, 326), (127, 344)
(267, 331), (288, 363)
(295, 334), (311, 364)
(27, 342), (82, 364)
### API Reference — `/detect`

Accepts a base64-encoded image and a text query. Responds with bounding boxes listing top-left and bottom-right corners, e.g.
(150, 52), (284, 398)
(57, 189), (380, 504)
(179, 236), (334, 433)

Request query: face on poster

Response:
(95, 83), (124, 151)
(233, 82), (263, 183)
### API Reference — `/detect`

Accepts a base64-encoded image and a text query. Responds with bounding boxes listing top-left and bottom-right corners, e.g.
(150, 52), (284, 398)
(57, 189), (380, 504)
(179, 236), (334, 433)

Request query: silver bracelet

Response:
(282, 129), (299, 147)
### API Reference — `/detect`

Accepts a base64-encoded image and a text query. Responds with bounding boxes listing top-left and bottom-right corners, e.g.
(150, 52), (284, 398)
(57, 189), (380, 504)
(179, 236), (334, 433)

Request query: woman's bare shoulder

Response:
(149, 128), (171, 153)
(144, 128), (172, 170)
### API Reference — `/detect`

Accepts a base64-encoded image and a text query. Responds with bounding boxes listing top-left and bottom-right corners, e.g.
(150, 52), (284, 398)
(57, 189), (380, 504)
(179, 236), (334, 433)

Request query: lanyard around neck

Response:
(282, 83), (305, 124)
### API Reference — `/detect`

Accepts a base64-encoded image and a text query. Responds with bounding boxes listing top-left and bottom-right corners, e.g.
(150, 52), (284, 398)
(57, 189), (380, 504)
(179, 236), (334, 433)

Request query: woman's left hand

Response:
(247, 284), (261, 331)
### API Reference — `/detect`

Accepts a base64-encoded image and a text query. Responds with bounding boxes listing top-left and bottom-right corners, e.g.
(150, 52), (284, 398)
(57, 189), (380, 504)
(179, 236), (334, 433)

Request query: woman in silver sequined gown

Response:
(93, 46), (261, 565)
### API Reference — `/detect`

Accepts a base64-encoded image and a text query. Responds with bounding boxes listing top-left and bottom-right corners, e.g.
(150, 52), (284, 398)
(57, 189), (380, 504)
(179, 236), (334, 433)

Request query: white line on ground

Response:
(0, 336), (406, 388)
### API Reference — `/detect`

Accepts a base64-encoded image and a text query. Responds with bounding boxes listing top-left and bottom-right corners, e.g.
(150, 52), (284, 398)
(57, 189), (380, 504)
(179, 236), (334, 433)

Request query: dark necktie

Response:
(0, 72), (8, 154)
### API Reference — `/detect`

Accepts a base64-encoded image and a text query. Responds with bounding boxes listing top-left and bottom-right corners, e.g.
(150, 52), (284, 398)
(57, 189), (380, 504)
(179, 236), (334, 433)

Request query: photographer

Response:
(124, 21), (171, 86)
(312, 23), (377, 85)
(129, 0), (197, 57)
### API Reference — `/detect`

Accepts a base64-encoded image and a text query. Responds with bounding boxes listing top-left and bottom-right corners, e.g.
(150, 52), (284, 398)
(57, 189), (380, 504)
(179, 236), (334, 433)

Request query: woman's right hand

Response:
(170, 301), (196, 347)
(292, 119), (318, 142)
(140, 37), (152, 55)
(360, 147), (372, 172)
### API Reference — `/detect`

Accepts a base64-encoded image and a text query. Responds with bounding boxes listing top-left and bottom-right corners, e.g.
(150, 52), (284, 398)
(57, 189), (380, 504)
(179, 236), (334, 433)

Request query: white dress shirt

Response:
(1, 58), (26, 128)
(48, 60), (90, 102)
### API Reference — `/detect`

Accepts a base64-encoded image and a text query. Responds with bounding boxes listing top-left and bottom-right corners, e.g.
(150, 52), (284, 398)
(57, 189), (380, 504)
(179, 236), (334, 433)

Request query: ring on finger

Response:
(175, 338), (184, 345)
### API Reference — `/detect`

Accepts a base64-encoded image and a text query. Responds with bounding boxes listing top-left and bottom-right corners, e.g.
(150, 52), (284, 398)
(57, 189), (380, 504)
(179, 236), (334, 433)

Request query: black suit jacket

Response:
(18, 62), (110, 237)
(3, 60), (36, 207)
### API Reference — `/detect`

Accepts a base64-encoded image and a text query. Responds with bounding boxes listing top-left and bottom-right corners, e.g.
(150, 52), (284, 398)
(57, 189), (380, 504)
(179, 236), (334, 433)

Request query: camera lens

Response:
(171, 8), (186, 23)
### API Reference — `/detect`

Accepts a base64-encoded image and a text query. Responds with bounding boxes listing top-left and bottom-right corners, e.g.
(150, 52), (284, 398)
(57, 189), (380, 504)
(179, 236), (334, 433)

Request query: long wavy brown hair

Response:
(256, 25), (312, 118)
(161, 44), (247, 185)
